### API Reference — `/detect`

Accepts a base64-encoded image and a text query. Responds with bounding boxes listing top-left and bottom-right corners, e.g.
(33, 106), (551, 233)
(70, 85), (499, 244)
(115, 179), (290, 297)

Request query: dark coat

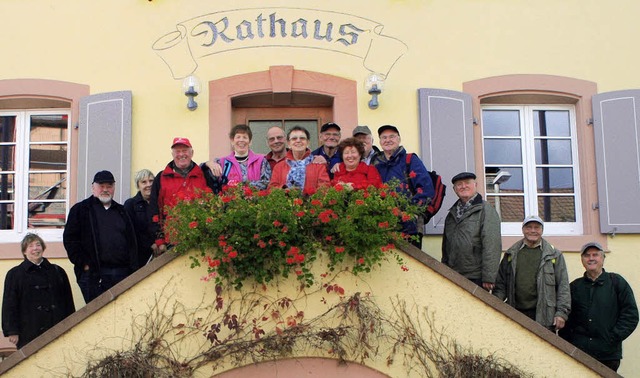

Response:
(124, 191), (154, 267)
(63, 196), (138, 280)
(561, 270), (639, 361)
(2, 258), (75, 348)
(441, 194), (502, 283)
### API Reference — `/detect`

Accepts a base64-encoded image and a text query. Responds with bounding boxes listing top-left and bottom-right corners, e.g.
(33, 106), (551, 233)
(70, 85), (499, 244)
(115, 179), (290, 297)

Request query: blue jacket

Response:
(311, 146), (342, 179)
(372, 146), (435, 234)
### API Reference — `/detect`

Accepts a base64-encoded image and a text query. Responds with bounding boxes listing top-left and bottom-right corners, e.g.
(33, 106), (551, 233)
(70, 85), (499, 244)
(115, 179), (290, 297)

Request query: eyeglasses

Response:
(380, 134), (399, 141)
(289, 136), (308, 141)
(268, 136), (285, 142)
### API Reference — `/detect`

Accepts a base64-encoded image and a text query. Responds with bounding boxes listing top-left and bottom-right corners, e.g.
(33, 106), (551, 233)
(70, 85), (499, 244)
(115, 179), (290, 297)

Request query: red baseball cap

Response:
(171, 137), (192, 148)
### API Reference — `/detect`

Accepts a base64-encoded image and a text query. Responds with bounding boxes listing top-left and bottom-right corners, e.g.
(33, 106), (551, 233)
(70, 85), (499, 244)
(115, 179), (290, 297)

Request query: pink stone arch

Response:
(208, 66), (358, 158)
(213, 357), (390, 378)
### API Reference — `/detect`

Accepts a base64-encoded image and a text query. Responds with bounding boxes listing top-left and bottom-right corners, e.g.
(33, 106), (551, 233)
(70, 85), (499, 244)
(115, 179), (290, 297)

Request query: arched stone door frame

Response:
(208, 65), (358, 158)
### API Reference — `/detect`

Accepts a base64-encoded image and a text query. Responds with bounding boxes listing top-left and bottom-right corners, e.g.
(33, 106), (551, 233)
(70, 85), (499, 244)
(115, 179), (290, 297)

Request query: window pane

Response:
(482, 110), (521, 136)
(536, 167), (574, 193)
(0, 116), (16, 143)
(28, 173), (66, 200)
(484, 139), (522, 164)
(30, 114), (68, 142)
(29, 144), (67, 170)
(537, 196), (576, 222)
(0, 145), (15, 171)
(0, 203), (13, 230)
(486, 195), (524, 222)
(535, 139), (572, 165)
(0, 172), (15, 230)
(485, 167), (523, 192)
(28, 202), (66, 228)
(0, 173), (15, 201)
(533, 110), (570, 137)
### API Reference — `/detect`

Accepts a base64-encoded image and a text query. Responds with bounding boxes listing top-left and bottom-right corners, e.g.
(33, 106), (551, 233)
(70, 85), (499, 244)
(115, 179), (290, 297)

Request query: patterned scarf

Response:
(286, 155), (313, 189)
(455, 193), (479, 219)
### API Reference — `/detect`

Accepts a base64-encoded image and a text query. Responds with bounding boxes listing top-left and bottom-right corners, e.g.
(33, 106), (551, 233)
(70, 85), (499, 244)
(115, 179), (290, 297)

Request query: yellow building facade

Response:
(1, 0), (639, 376)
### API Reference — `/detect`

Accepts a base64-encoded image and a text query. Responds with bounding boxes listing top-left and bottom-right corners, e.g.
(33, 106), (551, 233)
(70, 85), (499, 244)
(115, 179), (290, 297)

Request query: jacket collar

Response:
(19, 257), (51, 272)
(285, 148), (311, 161)
(376, 146), (406, 163)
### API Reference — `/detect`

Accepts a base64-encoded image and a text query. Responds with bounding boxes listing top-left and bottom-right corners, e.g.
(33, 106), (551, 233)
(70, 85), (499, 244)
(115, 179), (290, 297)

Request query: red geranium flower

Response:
(409, 171), (417, 178)
(189, 221), (198, 229)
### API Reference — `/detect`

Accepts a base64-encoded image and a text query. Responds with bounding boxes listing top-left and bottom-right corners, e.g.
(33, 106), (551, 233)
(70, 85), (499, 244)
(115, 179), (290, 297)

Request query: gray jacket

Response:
(441, 194), (502, 283)
(493, 238), (571, 327)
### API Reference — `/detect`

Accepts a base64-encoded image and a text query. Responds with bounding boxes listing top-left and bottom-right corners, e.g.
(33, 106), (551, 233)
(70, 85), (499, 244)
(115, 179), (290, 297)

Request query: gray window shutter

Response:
(418, 88), (474, 234)
(77, 91), (132, 204)
(592, 90), (640, 234)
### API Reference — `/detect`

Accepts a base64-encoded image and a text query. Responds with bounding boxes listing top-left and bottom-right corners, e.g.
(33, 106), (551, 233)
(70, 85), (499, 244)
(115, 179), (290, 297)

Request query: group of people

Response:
(2, 122), (637, 373)
(441, 172), (638, 372)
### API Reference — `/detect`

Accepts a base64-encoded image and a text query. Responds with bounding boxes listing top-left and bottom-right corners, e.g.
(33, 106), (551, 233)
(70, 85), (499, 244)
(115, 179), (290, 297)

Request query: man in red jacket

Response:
(149, 137), (213, 255)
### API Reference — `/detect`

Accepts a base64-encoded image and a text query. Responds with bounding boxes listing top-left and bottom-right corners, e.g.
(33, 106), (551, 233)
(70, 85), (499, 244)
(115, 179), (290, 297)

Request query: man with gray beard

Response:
(64, 170), (138, 303)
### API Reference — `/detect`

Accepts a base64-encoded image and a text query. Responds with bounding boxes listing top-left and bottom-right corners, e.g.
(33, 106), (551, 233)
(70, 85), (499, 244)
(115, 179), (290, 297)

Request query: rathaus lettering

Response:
(195, 13), (363, 47)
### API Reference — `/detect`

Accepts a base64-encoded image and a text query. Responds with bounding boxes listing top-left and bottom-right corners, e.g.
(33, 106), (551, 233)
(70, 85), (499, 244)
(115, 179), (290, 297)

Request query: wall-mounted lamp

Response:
(182, 75), (200, 111)
(365, 73), (385, 110)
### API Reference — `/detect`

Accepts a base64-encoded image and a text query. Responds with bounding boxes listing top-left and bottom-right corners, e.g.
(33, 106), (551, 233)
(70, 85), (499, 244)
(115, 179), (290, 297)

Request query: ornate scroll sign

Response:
(152, 8), (408, 79)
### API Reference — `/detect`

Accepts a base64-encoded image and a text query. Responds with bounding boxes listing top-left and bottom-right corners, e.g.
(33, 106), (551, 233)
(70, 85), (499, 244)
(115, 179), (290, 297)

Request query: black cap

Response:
(378, 125), (399, 136)
(93, 170), (115, 184)
(320, 122), (341, 133)
(451, 172), (476, 184)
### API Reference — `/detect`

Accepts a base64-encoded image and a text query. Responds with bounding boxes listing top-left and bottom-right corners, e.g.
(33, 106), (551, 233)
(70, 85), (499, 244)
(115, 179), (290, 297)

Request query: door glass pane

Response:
(534, 140), (572, 165)
(248, 120), (282, 155)
(536, 167), (574, 193)
(483, 139), (522, 164)
(482, 110), (521, 136)
(537, 196), (576, 222)
(533, 110), (570, 137)
(285, 120), (319, 150)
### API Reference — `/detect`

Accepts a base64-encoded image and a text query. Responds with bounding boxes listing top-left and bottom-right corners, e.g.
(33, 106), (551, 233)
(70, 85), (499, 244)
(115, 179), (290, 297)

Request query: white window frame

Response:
(0, 109), (70, 243)
(482, 104), (582, 236)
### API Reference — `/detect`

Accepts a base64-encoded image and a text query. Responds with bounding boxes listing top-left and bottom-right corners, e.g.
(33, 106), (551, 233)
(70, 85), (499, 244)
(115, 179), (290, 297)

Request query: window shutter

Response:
(77, 91), (132, 204)
(418, 88), (474, 234)
(592, 90), (640, 233)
